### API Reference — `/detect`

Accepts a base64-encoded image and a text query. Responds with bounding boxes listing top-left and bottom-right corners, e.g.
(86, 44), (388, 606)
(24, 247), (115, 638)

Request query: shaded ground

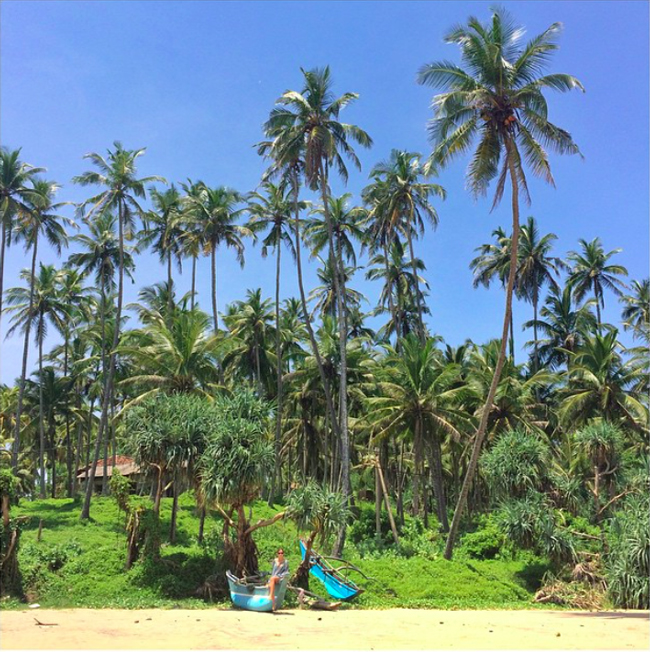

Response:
(1, 608), (648, 650)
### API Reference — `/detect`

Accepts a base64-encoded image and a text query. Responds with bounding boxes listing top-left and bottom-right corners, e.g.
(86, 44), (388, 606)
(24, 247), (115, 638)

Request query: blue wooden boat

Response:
(226, 571), (289, 612)
(299, 539), (365, 601)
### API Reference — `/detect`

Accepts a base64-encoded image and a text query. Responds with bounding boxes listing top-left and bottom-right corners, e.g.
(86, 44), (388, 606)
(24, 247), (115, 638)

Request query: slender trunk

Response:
(74, 391), (83, 494)
(407, 227), (426, 345)
(0, 221), (6, 372)
(377, 459), (400, 546)
(430, 435), (449, 532)
(533, 296), (539, 373)
(290, 169), (341, 441)
(270, 241), (283, 505)
(190, 255), (197, 310)
(81, 198), (126, 520)
(49, 409), (56, 498)
(383, 243), (401, 349)
(170, 477), (179, 543)
(167, 252), (173, 320)
(64, 338), (73, 498)
(101, 411), (109, 495)
(38, 319), (46, 498)
(509, 310), (515, 364)
(210, 247), (219, 332)
(375, 465), (382, 538)
(317, 162), (349, 556)
(595, 290), (602, 334)
(12, 234), (39, 472)
(412, 417), (421, 516)
(444, 136), (521, 559)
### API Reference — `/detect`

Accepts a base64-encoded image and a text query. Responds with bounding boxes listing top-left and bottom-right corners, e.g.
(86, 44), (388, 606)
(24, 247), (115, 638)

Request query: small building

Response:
(76, 455), (146, 494)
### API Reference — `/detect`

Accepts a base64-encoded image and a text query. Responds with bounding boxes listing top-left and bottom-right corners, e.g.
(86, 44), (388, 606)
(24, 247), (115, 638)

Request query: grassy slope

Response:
(1, 495), (556, 610)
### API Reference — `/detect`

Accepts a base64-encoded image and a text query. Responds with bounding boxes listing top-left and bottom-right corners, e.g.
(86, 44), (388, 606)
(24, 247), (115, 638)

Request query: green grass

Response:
(1, 495), (558, 611)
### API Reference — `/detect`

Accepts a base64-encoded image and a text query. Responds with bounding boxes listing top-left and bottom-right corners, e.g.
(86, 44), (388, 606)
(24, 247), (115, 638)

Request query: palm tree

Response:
(523, 285), (596, 370)
(119, 307), (221, 404)
(247, 181), (297, 501)
(567, 237), (628, 331)
(366, 151), (445, 342)
(0, 148), (44, 339)
(73, 141), (163, 520)
(183, 184), (250, 332)
(222, 289), (275, 397)
(8, 179), (72, 475)
(308, 257), (363, 320)
(417, 8), (584, 558)
(367, 335), (470, 530)
(620, 279), (649, 344)
(140, 185), (184, 319)
(560, 330), (648, 432)
(516, 216), (567, 370)
(261, 68), (372, 541)
(5, 264), (71, 496)
(366, 240), (428, 342)
(179, 180), (208, 310)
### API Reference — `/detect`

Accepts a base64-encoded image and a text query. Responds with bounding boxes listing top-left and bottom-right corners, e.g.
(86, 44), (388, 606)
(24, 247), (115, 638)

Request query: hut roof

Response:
(76, 455), (141, 480)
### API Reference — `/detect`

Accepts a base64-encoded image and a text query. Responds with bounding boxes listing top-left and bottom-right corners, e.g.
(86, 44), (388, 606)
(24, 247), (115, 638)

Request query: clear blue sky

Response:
(1, 0), (648, 383)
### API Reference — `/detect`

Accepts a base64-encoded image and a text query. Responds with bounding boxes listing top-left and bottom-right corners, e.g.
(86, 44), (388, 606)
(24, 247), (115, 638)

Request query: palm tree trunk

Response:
(38, 314), (46, 498)
(270, 241), (283, 505)
(81, 198), (126, 520)
(430, 435), (449, 531)
(210, 247), (219, 332)
(0, 220), (6, 361)
(167, 252), (173, 319)
(317, 162), (350, 556)
(407, 227), (426, 345)
(595, 290), (602, 334)
(509, 311), (515, 363)
(290, 169), (341, 443)
(64, 337), (73, 498)
(191, 255), (197, 310)
(533, 296), (539, 373)
(12, 233), (38, 472)
(383, 243), (401, 347)
(444, 137), (521, 560)
(74, 390), (83, 494)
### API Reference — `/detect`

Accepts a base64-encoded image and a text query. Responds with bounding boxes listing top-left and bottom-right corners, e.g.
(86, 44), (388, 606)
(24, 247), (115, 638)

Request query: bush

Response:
(460, 516), (507, 560)
(604, 494), (649, 609)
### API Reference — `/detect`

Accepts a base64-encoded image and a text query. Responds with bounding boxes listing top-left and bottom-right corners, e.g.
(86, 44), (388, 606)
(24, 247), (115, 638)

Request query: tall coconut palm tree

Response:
(516, 216), (567, 370)
(179, 180), (208, 310)
(140, 185), (184, 319)
(560, 330), (648, 433)
(366, 151), (445, 342)
(620, 279), (649, 344)
(367, 335), (471, 530)
(567, 238), (628, 332)
(261, 68), (372, 542)
(5, 264), (71, 496)
(222, 289), (275, 397)
(308, 257), (363, 320)
(183, 184), (249, 332)
(246, 181), (297, 501)
(73, 141), (163, 520)
(417, 8), (584, 558)
(523, 285), (597, 370)
(8, 179), (72, 475)
(0, 148), (44, 340)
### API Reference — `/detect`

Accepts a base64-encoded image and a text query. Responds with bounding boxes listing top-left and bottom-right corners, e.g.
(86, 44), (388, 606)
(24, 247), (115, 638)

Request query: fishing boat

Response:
(299, 539), (365, 601)
(225, 571), (289, 612)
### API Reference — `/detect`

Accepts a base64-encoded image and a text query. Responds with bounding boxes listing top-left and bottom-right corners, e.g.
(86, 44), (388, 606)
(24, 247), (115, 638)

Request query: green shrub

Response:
(460, 516), (507, 560)
(604, 494), (649, 609)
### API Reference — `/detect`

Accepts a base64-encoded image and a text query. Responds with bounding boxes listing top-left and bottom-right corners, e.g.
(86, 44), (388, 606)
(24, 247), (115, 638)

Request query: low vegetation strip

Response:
(2, 496), (552, 611)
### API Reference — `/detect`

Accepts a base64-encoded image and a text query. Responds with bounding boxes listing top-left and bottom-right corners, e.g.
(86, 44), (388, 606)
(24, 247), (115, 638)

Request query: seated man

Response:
(268, 548), (288, 611)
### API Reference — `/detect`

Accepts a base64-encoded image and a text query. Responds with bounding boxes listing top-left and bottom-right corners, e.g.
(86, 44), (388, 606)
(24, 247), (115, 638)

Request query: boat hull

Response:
(299, 540), (363, 601)
(226, 571), (288, 612)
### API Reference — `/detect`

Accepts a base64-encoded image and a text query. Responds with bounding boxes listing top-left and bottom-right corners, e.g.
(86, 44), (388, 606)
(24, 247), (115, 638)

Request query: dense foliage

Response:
(0, 7), (647, 609)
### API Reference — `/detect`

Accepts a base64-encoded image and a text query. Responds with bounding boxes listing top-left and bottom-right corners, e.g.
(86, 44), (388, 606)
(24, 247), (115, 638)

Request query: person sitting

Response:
(268, 548), (288, 611)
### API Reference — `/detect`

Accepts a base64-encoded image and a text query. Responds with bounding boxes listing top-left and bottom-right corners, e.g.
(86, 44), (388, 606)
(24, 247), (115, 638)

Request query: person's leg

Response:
(269, 576), (278, 607)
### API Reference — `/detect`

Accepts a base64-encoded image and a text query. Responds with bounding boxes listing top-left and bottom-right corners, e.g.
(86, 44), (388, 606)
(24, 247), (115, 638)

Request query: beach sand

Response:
(1, 607), (648, 650)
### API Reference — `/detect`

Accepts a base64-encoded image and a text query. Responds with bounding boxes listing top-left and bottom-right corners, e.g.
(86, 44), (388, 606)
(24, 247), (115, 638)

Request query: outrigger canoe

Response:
(226, 571), (288, 612)
(299, 539), (365, 601)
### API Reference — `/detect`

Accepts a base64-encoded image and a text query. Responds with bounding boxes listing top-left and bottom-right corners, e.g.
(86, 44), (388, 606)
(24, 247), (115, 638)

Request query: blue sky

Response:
(1, 0), (648, 383)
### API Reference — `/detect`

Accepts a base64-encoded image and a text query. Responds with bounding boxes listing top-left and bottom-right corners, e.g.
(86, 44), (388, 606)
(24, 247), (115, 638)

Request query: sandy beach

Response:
(1, 608), (648, 650)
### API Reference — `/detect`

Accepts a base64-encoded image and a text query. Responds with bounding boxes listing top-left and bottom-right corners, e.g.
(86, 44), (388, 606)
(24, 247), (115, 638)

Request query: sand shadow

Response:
(560, 611), (649, 620)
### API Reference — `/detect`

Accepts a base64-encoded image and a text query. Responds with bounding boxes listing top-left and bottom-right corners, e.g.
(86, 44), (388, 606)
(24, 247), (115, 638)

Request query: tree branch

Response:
(244, 511), (286, 535)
